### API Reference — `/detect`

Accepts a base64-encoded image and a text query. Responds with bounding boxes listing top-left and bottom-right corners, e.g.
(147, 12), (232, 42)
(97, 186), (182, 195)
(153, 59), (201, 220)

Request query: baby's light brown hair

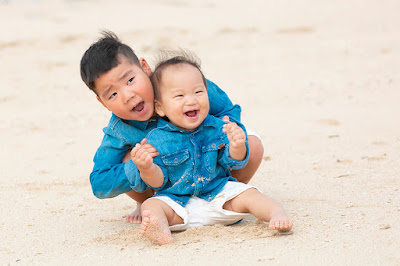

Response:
(150, 50), (207, 100)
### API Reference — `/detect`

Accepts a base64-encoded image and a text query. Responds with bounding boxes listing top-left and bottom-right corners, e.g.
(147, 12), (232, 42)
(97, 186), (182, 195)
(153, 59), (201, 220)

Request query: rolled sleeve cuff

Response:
(146, 158), (168, 190)
(124, 160), (148, 193)
(220, 142), (249, 170)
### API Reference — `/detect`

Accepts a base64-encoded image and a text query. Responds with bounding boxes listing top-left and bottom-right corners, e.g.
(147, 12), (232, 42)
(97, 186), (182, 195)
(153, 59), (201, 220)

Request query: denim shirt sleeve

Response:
(218, 141), (250, 170)
(145, 156), (168, 190)
(90, 126), (147, 199)
(207, 79), (242, 126)
(124, 160), (149, 193)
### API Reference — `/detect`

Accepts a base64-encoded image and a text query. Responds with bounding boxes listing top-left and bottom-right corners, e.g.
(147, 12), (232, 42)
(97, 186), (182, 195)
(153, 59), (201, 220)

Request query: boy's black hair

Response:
(150, 50), (207, 100)
(80, 30), (141, 94)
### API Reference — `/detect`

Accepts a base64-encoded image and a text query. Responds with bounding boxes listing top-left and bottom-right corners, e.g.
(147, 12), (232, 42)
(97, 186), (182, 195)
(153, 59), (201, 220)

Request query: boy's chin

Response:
(132, 114), (153, 121)
(115, 113), (153, 121)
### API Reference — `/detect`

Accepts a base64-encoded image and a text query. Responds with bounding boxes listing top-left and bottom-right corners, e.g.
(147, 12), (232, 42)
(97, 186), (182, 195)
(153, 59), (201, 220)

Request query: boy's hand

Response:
(131, 143), (154, 170)
(221, 115), (230, 123)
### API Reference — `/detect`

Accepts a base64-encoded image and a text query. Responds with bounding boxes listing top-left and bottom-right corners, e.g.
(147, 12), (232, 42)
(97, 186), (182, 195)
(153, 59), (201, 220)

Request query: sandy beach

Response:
(1, 0), (399, 264)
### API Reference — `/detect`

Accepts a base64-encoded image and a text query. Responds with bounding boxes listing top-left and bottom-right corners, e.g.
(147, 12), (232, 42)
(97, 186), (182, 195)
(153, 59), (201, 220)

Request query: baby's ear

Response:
(154, 100), (165, 117)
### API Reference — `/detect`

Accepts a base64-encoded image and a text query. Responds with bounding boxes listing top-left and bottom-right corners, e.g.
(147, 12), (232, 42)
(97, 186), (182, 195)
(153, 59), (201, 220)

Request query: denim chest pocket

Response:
(202, 139), (225, 173)
(161, 149), (191, 182)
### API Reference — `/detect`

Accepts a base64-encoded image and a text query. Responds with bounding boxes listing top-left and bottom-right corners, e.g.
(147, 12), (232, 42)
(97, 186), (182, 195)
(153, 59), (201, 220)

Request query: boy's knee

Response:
(248, 135), (264, 162)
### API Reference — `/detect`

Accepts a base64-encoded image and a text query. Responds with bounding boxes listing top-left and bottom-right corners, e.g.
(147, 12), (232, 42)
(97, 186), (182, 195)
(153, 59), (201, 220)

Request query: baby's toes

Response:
(279, 219), (293, 232)
(282, 220), (290, 229)
(268, 219), (279, 230)
(141, 212), (151, 226)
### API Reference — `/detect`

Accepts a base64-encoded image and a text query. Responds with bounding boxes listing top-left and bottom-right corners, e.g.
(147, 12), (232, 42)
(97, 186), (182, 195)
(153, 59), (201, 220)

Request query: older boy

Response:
(130, 52), (292, 245)
(80, 31), (264, 223)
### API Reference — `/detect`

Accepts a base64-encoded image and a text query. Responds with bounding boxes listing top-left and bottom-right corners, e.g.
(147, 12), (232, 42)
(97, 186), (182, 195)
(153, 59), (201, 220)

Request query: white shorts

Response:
(154, 181), (256, 231)
(247, 129), (262, 142)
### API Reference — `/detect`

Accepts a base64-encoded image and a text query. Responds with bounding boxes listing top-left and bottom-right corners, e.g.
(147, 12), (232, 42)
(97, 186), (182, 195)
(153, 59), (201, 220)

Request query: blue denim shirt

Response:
(90, 80), (244, 199)
(141, 115), (249, 207)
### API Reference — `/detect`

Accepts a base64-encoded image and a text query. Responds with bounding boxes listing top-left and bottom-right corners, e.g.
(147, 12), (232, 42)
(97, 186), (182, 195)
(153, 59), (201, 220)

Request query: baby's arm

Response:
(131, 143), (164, 188)
(223, 122), (247, 161)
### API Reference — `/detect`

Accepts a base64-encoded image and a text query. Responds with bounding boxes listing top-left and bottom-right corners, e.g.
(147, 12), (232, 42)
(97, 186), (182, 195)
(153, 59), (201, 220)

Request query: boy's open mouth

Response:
(132, 102), (145, 112)
(185, 110), (198, 118)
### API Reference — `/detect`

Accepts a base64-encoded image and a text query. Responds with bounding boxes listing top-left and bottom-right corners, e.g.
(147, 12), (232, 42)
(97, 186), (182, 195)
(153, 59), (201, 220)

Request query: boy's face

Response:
(155, 63), (209, 131)
(95, 56), (154, 121)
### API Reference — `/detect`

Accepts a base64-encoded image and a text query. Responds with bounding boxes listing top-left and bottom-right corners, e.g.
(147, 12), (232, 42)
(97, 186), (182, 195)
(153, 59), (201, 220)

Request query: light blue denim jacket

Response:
(140, 114), (249, 207)
(90, 80), (244, 199)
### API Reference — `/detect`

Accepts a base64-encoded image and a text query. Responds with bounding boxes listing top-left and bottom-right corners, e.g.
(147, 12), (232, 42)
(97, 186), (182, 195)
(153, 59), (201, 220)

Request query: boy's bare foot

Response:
(126, 203), (142, 224)
(268, 212), (293, 232)
(140, 210), (173, 245)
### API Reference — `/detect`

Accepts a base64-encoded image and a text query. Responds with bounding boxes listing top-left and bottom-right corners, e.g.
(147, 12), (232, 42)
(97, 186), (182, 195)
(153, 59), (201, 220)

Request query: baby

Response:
(130, 51), (292, 244)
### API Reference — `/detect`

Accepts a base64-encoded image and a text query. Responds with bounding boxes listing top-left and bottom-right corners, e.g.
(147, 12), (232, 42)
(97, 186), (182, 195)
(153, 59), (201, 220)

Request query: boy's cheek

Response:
(96, 97), (110, 111)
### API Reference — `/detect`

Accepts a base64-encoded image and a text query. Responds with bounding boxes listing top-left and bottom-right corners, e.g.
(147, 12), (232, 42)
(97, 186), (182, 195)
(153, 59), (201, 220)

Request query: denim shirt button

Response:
(212, 143), (216, 148)
(174, 158), (178, 163)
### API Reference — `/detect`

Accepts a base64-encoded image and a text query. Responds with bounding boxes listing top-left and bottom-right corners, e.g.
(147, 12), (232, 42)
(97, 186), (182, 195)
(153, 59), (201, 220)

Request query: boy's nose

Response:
(123, 89), (135, 103)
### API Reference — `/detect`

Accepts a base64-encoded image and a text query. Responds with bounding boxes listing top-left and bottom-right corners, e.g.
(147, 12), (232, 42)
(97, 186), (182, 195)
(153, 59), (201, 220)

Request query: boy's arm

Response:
(90, 133), (147, 199)
(207, 79), (243, 126)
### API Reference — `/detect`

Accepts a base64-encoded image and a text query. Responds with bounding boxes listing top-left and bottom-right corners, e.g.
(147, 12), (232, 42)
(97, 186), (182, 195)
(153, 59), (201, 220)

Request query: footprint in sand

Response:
(317, 119), (340, 126)
(0, 40), (23, 50)
(276, 26), (314, 34)
(218, 27), (259, 34)
(361, 153), (387, 161)
(59, 34), (83, 43)
(371, 141), (388, 146)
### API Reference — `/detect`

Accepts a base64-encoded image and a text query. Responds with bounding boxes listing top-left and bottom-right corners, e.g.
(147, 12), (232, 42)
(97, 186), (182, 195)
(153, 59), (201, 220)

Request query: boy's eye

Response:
(174, 94), (184, 98)
(127, 77), (134, 85)
(109, 92), (117, 100)
(195, 90), (204, 94)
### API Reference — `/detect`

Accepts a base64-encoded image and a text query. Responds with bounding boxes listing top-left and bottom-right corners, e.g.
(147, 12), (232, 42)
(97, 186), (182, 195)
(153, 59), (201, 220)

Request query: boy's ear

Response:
(154, 100), (165, 117)
(97, 96), (110, 111)
(139, 58), (152, 77)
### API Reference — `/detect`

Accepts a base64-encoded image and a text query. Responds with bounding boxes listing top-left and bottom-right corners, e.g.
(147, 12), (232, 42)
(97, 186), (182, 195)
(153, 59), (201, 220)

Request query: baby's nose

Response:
(186, 96), (197, 105)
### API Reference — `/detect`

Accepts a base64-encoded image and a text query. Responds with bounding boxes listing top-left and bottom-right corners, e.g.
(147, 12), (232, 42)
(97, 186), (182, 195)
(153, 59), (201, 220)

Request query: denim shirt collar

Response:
(157, 114), (218, 134)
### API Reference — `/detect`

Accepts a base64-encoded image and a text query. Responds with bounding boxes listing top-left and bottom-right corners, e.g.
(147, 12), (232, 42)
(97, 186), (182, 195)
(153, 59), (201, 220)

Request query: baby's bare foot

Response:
(140, 210), (173, 245)
(126, 203), (142, 224)
(268, 213), (293, 232)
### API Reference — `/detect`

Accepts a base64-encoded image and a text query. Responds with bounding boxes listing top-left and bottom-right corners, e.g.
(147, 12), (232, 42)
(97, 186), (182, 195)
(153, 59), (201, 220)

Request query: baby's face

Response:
(155, 64), (209, 131)
(95, 56), (154, 121)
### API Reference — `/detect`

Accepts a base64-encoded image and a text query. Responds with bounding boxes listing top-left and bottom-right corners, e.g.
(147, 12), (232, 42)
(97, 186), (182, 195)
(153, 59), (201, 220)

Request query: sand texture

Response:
(1, 0), (399, 265)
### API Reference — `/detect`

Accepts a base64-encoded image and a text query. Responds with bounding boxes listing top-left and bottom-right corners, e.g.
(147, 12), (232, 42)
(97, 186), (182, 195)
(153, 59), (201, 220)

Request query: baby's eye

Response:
(127, 77), (134, 85)
(195, 90), (204, 94)
(109, 92), (117, 100)
(174, 94), (183, 98)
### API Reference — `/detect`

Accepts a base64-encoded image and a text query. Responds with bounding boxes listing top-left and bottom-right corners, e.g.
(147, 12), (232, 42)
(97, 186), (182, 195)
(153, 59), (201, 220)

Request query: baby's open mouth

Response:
(185, 110), (198, 117)
(132, 102), (145, 112)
